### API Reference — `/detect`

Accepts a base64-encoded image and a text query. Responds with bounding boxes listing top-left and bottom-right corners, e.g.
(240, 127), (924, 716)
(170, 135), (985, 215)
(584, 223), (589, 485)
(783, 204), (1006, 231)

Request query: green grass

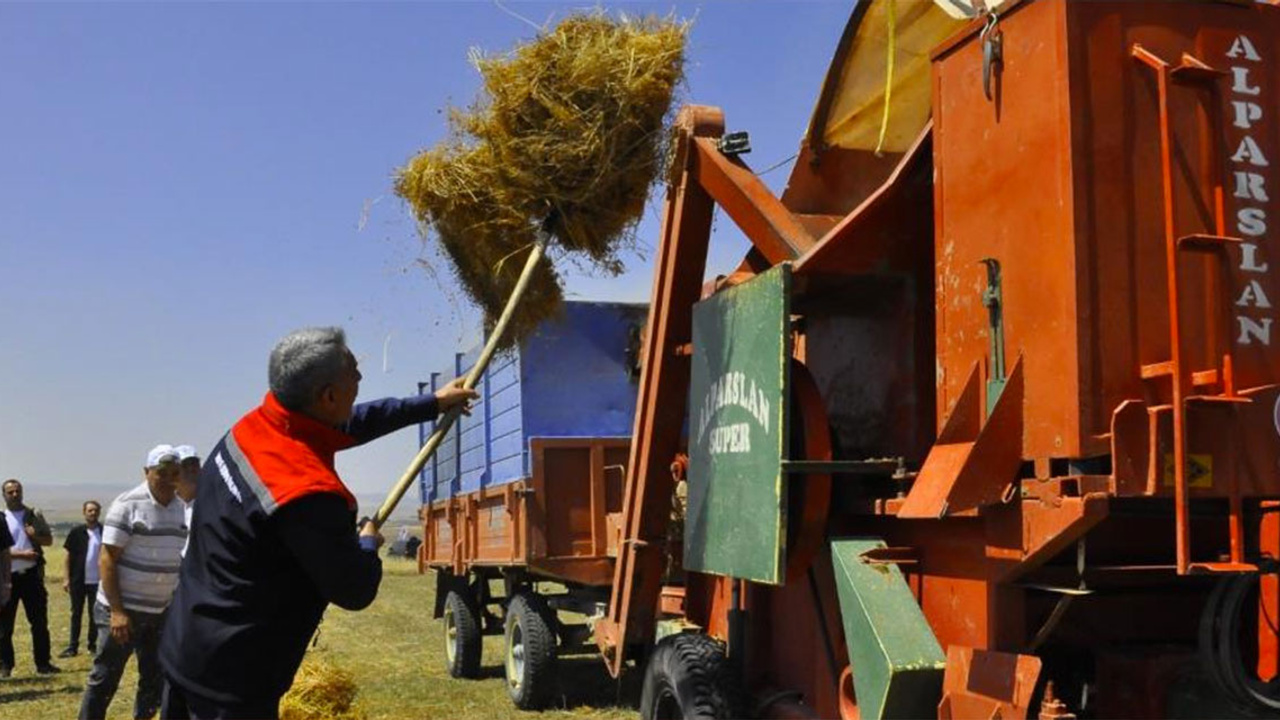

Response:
(0, 546), (638, 719)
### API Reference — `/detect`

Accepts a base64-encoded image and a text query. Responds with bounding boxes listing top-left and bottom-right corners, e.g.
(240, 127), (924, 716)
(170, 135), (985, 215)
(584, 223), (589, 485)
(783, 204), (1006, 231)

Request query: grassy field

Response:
(0, 545), (638, 719)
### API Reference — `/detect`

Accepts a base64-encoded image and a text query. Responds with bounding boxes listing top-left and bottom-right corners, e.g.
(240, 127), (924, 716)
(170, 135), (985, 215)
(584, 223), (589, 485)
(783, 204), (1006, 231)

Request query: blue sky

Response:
(0, 1), (851, 501)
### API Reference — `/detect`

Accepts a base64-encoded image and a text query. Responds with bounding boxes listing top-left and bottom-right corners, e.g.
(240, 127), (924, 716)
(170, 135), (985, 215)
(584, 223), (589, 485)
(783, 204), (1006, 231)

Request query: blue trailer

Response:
(416, 300), (645, 710)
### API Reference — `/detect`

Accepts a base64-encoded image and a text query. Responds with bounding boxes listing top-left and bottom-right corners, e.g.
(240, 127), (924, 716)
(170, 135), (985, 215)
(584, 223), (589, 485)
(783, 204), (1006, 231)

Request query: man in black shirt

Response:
(0, 517), (11, 608)
(60, 501), (103, 658)
(159, 327), (475, 718)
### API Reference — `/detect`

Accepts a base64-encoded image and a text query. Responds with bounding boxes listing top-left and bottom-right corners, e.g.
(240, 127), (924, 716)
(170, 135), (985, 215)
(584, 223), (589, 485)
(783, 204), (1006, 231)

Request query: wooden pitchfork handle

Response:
(371, 233), (548, 529)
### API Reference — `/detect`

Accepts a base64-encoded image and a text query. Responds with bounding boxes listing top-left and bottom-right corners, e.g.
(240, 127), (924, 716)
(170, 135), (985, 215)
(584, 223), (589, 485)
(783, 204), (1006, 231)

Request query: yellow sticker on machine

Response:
(1162, 453), (1213, 489)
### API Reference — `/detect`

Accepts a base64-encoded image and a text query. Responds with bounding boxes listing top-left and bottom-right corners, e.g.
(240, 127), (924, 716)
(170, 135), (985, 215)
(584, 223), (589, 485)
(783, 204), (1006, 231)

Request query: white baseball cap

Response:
(175, 445), (200, 462)
(145, 444), (180, 468)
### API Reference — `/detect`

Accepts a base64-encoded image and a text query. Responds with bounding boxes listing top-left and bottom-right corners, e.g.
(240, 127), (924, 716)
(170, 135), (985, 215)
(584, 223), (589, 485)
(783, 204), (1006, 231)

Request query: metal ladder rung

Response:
(1186, 395), (1252, 406)
(1169, 53), (1226, 84)
(1177, 233), (1242, 252)
(1190, 369), (1218, 387)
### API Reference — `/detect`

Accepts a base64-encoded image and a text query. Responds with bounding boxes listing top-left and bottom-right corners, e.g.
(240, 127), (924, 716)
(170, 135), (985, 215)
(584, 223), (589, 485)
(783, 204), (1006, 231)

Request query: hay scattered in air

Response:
(280, 653), (363, 720)
(396, 12), (687, 345)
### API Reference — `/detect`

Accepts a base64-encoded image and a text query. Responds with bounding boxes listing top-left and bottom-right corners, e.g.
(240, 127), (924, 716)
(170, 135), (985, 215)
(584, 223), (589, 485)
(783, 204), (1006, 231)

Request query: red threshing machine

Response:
(422, 1), (1280, 717)
(592, 0), (1280, 718)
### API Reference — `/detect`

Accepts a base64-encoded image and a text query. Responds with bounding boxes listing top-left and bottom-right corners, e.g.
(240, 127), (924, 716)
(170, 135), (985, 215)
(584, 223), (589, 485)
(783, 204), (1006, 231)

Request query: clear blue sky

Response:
(0, 1), (852, 501)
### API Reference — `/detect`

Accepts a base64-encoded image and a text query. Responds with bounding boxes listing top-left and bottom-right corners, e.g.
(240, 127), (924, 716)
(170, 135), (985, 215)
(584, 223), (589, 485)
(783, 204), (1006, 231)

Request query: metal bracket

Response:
(859, 546), (920, 566)
(717, 131), (751, 157)
(980, 258), (1007, 415)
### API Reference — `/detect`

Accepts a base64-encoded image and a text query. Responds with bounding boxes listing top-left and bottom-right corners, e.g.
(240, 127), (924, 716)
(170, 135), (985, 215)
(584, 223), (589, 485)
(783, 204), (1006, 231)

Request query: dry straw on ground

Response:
(396, 12), (687, 345)
(280, 652), (364, 720)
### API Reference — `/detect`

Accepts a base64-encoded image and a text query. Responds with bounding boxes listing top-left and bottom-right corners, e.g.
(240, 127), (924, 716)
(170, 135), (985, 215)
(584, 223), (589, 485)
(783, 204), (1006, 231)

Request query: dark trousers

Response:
(0, 568), (51, 668)
(79, 602), (166, 720)
(160, 678), (279, 720)
(68, 581), (100, 652)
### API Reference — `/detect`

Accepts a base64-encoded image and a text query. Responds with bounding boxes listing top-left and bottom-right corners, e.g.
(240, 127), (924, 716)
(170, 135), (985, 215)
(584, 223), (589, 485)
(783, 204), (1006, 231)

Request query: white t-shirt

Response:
(181, 500), (193, 558)
(84, 526), (103, 585)
(4, 509), (36, 573)
(96, 482), (187, 614)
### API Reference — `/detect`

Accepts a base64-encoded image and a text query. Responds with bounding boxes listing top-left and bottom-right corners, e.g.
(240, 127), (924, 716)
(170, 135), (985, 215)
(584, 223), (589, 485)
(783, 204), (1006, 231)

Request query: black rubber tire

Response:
(443, 589), (482, 679)
(1211, 574), (1280, 711)
(504, 591), (558, 709)
(640, 634), (746, 720)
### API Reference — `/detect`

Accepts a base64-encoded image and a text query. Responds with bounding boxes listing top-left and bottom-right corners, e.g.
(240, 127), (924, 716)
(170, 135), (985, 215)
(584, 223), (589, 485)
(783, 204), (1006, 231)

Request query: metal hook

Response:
(980, 10), (1003, 102)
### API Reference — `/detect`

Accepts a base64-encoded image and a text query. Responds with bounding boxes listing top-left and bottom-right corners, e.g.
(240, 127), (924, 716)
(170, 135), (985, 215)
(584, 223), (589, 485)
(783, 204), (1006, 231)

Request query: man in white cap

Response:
(79, 444), (187, 720)
(174, 446), (199, 557)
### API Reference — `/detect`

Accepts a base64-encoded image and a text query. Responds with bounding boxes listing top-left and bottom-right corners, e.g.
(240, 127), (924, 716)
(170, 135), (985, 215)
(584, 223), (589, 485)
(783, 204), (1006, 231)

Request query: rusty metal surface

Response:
(692, 138), (814, 264)
(595, 1), (1280, 716)
(933, 0), (1280, 463)
(900, 357), (1025, 518)
(417, 437), (628, 587)
(937, 646), (1042, 720)
(595, 106), (724, 677)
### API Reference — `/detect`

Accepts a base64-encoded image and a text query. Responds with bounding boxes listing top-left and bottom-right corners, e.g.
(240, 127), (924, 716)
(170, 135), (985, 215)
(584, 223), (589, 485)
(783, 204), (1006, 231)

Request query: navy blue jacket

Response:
(159, 392), (438, 704)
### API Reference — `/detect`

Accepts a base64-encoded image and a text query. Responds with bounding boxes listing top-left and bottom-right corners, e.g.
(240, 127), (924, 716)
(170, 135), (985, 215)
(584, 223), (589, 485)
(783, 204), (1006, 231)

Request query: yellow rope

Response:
(874, 0), (897, 156)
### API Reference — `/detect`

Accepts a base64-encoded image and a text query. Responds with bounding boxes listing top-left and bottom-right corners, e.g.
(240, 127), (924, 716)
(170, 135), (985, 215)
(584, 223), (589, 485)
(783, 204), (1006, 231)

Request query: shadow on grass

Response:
(0, 681), (83, 704)
(472, 652), (642, 712)
(555, 654), (641, 711)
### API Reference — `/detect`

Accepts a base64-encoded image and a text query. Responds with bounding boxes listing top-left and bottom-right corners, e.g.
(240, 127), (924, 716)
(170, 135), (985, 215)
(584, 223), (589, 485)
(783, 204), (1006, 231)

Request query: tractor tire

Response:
(640, 634), (746, 720)
(443, 589), (482, 679)
(1200, 573), (1280, 711)
(504, 591), (558, 709)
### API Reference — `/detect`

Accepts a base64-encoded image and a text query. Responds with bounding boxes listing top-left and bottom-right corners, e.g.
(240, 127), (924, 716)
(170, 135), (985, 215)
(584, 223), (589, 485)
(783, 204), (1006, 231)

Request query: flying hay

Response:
(396, 12), (687, 345)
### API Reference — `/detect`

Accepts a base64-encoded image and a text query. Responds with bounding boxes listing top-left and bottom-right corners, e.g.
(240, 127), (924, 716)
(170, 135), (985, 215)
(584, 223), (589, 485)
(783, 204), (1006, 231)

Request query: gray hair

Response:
(268, 327), (349, 411)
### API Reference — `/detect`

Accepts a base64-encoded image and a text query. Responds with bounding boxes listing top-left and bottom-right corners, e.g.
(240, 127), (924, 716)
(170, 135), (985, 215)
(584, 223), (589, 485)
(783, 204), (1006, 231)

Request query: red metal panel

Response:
(938, 646), (1042, 720)
(417, 438), (628, 588)
(691, 137), (814, 264)
(932, 0), (1280, 462)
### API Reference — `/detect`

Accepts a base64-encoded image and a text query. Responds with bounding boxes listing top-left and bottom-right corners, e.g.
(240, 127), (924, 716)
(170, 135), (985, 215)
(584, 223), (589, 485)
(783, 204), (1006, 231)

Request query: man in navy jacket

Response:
(158, 327), (475, 719)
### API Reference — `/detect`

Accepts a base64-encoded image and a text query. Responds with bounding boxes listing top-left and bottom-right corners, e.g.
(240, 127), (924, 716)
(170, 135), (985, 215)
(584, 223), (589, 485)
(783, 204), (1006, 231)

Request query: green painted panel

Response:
(684, 264), (791, 585)
(831, 538), (947, 720)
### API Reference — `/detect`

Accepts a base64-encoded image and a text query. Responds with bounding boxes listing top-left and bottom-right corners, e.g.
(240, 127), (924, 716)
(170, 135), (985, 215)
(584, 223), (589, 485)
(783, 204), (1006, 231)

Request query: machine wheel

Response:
(640, 634), (745, 720)
(1200, 573), (1280, 710)
(443, 589), (482, 679)
(504, 591), (558, 709)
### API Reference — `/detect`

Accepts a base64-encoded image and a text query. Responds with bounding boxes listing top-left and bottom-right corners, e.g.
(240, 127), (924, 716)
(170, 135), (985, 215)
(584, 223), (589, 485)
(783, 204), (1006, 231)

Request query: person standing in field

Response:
(0, 518), (11, 610)
(0, 478), (57, 677)
(79, 446), (186, 720)
(60, 500), (104, 658)
(174, 446), (200, 558)
(158, 326), (476, 719)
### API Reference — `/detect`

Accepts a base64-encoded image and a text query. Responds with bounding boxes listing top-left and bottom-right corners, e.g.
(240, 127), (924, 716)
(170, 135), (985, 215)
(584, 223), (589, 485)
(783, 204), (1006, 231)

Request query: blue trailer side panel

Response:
(418, 301), (645, 500)
(418, 378), (436, 505)
(520, 303), (645, 443)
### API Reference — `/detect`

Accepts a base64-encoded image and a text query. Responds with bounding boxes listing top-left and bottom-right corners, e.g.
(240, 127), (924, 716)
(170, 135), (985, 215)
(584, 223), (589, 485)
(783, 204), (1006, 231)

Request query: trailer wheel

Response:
(504, 591), (557, 709)
(443, 589), (482, 679)
(640, 634), (745, 720)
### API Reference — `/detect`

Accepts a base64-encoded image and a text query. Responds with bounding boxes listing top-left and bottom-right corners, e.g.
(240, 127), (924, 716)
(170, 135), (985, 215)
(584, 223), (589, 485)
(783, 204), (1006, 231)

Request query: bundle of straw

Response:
(396, 11), (687, 345)
(280, 654), (363, 720)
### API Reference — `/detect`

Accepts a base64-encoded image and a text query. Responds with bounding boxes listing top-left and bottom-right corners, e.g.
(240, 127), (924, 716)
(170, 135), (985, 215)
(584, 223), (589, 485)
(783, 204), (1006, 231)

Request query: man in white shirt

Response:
(78, 446), (186, 720)
(60, 500), (104, 658)
(0, 478), (57, 677)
